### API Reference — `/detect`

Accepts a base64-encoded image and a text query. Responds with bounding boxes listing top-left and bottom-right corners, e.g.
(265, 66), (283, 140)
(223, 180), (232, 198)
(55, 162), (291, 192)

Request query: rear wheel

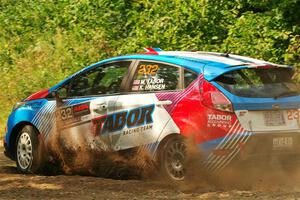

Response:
(159, 136), (187, 181)
(15, 125), (44, 173)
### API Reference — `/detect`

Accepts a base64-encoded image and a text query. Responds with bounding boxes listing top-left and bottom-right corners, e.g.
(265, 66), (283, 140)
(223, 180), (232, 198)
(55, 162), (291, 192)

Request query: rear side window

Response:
(131, 61), (180, 92)
(184, 70), (198, 88)
(214, 67), (300, 98)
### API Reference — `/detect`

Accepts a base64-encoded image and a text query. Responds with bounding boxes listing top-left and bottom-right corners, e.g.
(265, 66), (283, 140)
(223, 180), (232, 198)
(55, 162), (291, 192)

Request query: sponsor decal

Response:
(207, 114), (232, 128)
(93, 104), (155, 135)
(22, 102), (42, 109)
(123, 124), (153, 135)
(25, 101), (43, 109)
(73, 102), (90, 117)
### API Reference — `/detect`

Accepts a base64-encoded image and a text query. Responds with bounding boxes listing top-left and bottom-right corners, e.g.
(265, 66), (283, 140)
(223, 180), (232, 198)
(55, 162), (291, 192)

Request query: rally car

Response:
(3, 48), (300, 180)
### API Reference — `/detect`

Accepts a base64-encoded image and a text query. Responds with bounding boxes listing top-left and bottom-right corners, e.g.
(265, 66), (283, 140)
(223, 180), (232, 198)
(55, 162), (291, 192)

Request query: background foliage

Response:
(0, 0), (299, 136)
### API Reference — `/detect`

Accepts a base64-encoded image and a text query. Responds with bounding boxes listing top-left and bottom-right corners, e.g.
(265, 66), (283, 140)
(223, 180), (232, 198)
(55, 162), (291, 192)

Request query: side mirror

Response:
(51, 91), (63, 107)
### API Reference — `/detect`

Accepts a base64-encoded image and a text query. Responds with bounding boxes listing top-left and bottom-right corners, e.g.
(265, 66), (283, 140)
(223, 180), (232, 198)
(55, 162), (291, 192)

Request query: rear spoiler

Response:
(204, 64), (293, 81)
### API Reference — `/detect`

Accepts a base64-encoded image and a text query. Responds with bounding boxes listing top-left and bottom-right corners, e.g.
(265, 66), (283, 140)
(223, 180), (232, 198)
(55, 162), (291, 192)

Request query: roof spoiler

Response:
(204, 64), (292, 81)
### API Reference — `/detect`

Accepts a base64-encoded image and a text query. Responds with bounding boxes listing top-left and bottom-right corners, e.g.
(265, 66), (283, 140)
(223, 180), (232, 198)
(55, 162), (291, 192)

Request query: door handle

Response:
(156, 100), (172, 106)
(93, 103), (108, 114)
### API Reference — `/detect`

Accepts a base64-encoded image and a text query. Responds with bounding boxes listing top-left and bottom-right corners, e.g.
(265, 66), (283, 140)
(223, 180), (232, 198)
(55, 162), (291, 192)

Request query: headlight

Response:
(12, 101), (26, 111)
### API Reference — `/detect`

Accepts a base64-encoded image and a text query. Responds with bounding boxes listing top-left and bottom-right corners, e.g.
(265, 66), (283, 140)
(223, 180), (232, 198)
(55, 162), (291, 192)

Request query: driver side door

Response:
(55, 60), (133, 150)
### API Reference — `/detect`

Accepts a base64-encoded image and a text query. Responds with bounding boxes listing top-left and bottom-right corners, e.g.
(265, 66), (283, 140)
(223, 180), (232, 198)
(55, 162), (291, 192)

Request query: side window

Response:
(184, 70), (198, 88)
(131, 61), (180, 92)
(61, 61), (130, 97)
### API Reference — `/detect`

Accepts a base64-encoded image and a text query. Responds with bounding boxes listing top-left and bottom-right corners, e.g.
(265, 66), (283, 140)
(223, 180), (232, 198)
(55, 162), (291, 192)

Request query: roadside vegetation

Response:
(0, 0), (299, 136)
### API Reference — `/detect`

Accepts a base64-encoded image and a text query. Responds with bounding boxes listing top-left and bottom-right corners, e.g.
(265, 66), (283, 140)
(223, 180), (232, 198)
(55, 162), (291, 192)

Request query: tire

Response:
(15, 125), (44, 174)
(158, 136), (187, 182)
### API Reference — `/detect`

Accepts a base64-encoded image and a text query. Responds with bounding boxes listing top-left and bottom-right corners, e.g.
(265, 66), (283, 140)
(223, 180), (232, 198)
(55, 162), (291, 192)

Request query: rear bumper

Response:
(235, 131), (300, 164)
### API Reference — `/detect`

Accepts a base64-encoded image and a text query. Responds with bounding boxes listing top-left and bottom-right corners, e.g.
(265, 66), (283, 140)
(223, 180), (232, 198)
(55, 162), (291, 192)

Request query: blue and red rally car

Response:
(3, 48), (300, 180)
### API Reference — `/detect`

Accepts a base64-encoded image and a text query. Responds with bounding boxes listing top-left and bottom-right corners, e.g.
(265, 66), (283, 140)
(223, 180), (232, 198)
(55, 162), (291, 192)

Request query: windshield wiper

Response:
(274, 91), (300, 99)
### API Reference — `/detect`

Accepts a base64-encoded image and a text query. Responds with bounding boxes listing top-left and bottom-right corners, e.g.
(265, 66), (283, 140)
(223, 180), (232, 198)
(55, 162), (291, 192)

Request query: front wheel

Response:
(158, 136), (187, 181)
(15, 125), (44, 173)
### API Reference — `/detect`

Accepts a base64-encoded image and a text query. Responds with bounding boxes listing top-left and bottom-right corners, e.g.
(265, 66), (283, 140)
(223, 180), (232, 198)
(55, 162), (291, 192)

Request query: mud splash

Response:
(39, 102), (300, 191)
(44, 126), (300, 192)
(179, 138), (300, 193)
(42, 110), (156, 179)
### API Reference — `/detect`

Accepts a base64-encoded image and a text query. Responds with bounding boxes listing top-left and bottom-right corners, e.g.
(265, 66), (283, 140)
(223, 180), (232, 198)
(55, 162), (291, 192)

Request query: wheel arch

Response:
(156, 133), (185, 159)
(8, 121), (39, 160)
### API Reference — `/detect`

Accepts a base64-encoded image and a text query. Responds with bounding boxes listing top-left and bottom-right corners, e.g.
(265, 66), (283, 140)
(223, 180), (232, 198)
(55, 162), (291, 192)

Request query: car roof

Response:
(101, 50), (288, 80)
(51, 49), (290, 91)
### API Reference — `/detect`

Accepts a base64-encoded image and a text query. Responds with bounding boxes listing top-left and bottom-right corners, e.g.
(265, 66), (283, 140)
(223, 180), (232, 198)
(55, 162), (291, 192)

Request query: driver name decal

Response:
(132, 78), (165, 91)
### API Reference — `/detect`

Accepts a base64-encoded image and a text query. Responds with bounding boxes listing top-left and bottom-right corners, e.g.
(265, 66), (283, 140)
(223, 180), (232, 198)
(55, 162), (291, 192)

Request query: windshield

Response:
(214, 67), (300, 98)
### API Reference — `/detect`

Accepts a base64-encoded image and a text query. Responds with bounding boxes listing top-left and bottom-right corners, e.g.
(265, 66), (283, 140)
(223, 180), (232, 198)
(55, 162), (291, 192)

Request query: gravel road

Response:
(1, 146), (300, 200)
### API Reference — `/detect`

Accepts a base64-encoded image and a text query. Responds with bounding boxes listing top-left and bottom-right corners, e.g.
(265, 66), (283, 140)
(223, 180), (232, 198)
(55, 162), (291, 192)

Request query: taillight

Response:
(201, 80), (233, 112)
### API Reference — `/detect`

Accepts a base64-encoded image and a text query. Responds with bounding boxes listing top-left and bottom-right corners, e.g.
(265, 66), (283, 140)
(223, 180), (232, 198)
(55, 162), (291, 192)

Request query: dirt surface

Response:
(1, 146), (300, 200)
